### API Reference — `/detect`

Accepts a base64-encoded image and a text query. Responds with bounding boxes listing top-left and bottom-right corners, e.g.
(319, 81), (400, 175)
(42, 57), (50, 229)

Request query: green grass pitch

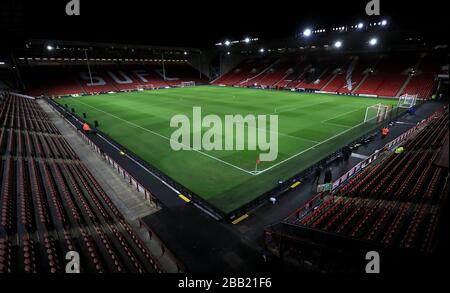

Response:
(57, 86), (398, 214)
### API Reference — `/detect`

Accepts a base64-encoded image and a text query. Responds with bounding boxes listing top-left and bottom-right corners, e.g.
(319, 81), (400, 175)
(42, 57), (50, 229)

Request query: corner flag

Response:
(254, 158), (261, 174)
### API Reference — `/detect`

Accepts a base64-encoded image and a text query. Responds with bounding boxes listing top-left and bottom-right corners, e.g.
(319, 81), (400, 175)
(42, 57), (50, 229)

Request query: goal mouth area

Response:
(181, 81), (196, 87)
(136, 84), (155, 91)
(364, 103), (392, 124)
(398, 94), (418, 108)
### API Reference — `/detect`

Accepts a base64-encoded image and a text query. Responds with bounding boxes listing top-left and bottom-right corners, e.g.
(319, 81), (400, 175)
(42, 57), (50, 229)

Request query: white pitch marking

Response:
(256, 118), (375, 175)
(351, 153), (369, 160)
(68, 97), (256, 175)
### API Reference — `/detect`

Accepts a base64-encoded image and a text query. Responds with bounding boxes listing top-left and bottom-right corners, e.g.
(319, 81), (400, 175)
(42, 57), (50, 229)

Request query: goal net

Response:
(136, 84), (155, 91)
(364, 104), (391, 124)
(398, 94), (417, 108)
(181, 81), (195, 87)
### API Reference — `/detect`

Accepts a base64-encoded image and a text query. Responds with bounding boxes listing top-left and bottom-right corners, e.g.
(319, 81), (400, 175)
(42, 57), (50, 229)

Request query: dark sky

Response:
(1, 0), (448, 48)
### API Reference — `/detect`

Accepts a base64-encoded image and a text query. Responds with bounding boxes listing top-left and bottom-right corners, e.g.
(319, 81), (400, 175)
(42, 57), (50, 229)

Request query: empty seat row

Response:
(284, 107), (449, 253)
(0, 93), (162, 272)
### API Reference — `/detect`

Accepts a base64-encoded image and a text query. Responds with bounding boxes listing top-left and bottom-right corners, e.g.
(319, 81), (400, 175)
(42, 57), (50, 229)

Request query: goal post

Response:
(364, 103), (391, 124)
(136, 84), (155, 91)
(398, 94), (418, 108)
(181, 81), (196, 87)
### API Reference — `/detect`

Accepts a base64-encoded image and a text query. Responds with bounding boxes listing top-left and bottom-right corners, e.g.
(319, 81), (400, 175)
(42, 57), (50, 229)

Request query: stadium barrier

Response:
(3, 92), (165, 273)
(46, 98), (228, 220)
(78, 131), (159, 204)
(331, 107), (445, 191)
(46, 98), (160, 206)
(138, 219), (185, 273)
(282, 192), (326, 223)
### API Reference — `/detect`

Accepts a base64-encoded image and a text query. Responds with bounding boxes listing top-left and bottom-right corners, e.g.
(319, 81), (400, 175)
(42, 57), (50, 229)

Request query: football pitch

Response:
(57, 86), (399, 214)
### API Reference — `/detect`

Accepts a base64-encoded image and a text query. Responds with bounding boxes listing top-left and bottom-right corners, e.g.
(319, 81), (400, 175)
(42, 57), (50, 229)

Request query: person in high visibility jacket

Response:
(381, 127), (389, 139)
(82, 123), (91, 133)
(395, 146), (405, 154)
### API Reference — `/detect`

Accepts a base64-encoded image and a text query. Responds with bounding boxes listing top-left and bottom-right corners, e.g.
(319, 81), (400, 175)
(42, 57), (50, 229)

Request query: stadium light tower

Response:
(303, 28), (312, 37)
(334, 41), (342, 48)
(369, 38), (378, 46)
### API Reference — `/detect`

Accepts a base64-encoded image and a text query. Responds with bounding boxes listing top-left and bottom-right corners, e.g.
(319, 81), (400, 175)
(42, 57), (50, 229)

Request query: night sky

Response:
(1, 0), (448, 48)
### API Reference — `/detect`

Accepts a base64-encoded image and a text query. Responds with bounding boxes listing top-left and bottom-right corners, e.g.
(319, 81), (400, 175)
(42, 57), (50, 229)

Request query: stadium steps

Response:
(395, 54), (425, 97)
(320, 73), (339, 91)
(0, 93), (166, 272)
(286, 64), (312, 88)
(38, 99), (181, 273)
(280, 106), (449, 253)
(352, 55), (384, 94)
(396, 75), (413, 97)
(135, 226), (181, 272)
(273, 70), (294, 87)
(239, 58), (281, 85)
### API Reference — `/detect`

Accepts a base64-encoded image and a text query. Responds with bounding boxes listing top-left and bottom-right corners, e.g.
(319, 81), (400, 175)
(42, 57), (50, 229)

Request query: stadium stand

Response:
(257, 57), (297, 87)
(19, 51), (443, 99)
(0, 93), (163, 272)
(213, 58), (276, 86)
(291, 56), (349, 90)
(213, 52), (443, 98)
(21, 62), (207, 97)
(321, 55), (379, 93)
(354, 53), (418, 97)
(265, 106), (449, 271)
(400, 54), (445, 98)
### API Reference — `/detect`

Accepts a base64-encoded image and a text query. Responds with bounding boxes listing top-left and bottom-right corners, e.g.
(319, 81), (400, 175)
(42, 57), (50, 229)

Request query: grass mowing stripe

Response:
(58, 86), (398, 213)
(254, 106), (394, 175)
(68, 97), (255, 175)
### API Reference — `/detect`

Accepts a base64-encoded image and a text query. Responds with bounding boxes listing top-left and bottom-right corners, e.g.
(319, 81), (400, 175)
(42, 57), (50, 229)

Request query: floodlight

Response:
(357, 22), (364, 29)
(334, 41), (342, 48)
(244, 37), (251, 43)
(259, 48), (265, 53)
(381, 20), (387, 26)
(303, 28), (312, 37)
(224, 40), (231, 46)
(47, 45), (53, 51)
(369, 38), (378, 46)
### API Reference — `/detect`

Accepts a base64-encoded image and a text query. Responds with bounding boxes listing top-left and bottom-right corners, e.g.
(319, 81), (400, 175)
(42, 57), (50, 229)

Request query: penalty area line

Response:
(255, 118), (371, 175)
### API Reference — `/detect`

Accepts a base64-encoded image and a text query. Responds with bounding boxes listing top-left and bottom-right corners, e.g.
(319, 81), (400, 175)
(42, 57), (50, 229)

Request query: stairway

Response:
(239, 58), (281, 85)
(320, 73), (338, 91)
(395, 53), (426, 97)
(351, 55), (384, 94)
